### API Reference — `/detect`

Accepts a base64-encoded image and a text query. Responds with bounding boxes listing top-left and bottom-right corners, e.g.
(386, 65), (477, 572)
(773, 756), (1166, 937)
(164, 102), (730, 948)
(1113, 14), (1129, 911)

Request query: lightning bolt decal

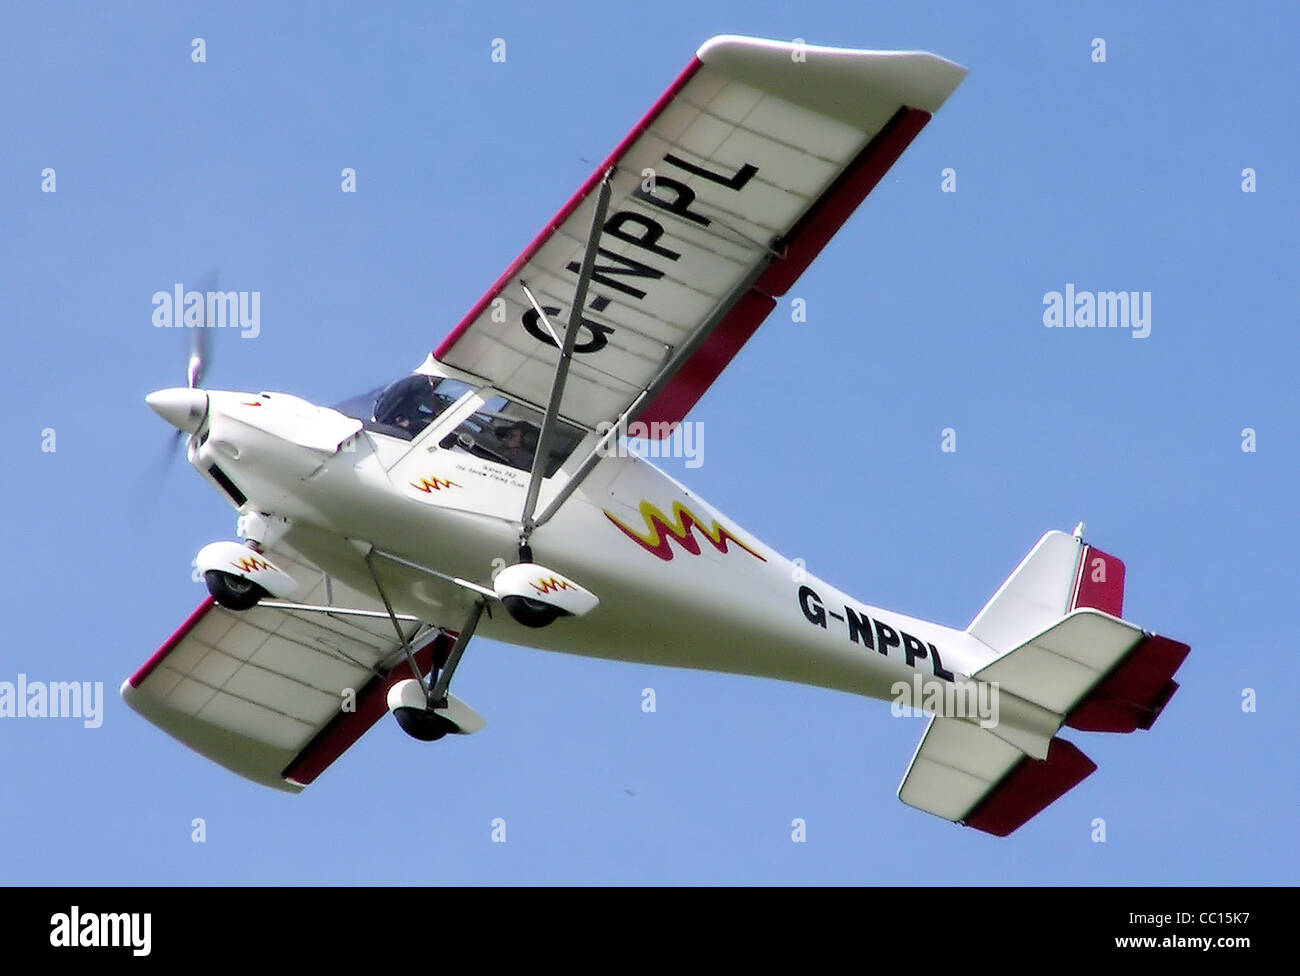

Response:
(603, 500), (766, 563)
(410, 475), (461, 493)
(531, 576), (574, 595)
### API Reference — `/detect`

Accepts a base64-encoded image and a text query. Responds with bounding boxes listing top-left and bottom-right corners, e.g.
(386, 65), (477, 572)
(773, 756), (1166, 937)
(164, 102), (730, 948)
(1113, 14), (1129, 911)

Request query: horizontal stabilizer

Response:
(974, 609), (1145, 717)
(963, 737), (1097, 837)
(899, 717), (1096, 836)
(1066, 634), (1189, 733)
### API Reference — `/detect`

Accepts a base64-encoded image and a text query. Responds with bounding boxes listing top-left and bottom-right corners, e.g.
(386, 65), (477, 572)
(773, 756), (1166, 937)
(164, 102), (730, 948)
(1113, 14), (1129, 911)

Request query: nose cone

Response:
(146, 388), (208, 433)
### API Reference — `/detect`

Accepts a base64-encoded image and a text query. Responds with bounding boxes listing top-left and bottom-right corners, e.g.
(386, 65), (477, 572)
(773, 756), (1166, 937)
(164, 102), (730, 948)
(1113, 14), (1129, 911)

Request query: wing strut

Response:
(516, 169), (614, 557)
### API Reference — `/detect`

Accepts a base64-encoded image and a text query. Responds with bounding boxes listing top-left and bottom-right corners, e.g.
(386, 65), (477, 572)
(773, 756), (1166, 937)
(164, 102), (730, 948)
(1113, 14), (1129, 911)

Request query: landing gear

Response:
(357, 543), (594, 741)
(195, 539), (297, 611)
(500, 595), (564, 628)
(390, 698), (462, 741)
(365, 548), (488, 742)
(204, 570), (268, 611)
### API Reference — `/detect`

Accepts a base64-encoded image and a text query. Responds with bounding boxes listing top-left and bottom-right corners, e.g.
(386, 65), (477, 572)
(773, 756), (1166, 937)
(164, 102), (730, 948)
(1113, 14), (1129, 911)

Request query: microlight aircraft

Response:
(125, 36), (1190, 835)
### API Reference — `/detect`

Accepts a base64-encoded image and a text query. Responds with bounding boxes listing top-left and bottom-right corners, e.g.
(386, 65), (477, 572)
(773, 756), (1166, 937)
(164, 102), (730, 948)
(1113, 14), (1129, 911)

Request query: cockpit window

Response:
(440, 394), (583, 478)
(373, 375), (473, 437)
(336, 374), (474, 440)
(335, 374), (584, 476)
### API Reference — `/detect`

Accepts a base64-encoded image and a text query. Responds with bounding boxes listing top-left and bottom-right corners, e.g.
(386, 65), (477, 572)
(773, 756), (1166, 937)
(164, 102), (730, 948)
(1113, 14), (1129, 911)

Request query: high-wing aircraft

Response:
(125, 35), (1189, 836)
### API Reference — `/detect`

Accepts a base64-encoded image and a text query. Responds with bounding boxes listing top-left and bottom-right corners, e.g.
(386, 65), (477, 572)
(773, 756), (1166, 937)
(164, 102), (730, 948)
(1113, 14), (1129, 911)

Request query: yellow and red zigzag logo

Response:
(232, 555), (272, 574)
(531, 576), (573, 595)
(603, 500), (766, 563)
(410, 475), (461, 493)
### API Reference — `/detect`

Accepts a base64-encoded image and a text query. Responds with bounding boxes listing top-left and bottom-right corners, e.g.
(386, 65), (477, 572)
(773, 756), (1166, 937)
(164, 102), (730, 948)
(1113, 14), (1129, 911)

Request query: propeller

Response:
(141, 271), (219, 500)
(183, 268), (219, 392)
(186, 304), (210, 390)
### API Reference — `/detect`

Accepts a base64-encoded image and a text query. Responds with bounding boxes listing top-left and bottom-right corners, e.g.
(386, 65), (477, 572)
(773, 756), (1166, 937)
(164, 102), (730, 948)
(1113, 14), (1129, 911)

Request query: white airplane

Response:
(125, 35), (1189, 836)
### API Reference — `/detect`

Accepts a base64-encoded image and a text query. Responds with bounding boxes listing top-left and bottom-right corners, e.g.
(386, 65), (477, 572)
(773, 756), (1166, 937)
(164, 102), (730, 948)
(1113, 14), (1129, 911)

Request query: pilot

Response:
(382, 375), (438, 435)
(496, 422), (537, 470)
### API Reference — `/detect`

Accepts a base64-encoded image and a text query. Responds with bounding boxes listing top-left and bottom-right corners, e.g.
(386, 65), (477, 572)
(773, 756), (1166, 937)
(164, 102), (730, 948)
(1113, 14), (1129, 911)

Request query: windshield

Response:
(335, 374), (473, 440)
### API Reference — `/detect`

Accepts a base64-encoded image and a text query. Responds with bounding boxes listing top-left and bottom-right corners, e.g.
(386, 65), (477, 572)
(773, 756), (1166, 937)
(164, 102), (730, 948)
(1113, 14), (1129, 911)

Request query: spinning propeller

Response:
(144, 274), (218, 482)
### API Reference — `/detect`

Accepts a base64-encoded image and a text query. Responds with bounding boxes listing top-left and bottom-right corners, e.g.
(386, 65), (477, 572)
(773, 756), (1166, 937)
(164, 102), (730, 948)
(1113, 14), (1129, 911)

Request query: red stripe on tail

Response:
(1072, 544), (1125, 616)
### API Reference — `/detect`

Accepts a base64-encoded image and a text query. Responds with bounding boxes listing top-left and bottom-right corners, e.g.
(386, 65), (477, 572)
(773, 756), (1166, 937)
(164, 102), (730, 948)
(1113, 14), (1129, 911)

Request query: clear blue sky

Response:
(1, 1), (1294, 884)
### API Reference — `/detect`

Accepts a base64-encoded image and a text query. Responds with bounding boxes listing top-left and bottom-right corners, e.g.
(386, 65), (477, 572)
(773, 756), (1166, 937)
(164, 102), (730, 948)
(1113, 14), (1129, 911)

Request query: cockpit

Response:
(335, 373), (584, 478)
(370, 373), (465, 438)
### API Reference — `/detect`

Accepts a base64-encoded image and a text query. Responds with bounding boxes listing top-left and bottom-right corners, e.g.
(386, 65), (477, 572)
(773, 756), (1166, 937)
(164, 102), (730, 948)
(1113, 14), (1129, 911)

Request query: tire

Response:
(203, 570), (268, 612)
(393, 707), (460, 741)
(501, 595), (565, 628)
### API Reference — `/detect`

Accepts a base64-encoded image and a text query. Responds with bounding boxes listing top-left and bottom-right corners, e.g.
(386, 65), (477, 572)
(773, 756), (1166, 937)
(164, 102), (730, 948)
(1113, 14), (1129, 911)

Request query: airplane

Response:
(125, 35), (1190, 836)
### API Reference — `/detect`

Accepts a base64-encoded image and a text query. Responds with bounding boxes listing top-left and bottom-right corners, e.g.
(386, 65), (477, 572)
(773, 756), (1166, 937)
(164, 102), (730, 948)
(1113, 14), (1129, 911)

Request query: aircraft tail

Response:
(898, 527), (1189, 836)
(967, 526), (1125, 651)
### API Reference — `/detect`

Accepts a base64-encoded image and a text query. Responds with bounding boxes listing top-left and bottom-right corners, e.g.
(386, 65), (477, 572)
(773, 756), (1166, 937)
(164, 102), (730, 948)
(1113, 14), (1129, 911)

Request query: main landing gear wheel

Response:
(391, 705), (460, 742)
(500, 594), (564, 628)
(203, 570), (268, 611)
(364, 548), (491, 744)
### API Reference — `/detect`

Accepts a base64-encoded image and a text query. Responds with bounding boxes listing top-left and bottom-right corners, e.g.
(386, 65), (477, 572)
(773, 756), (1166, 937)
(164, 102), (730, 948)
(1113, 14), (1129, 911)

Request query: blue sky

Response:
(0, 1), (1294, 884)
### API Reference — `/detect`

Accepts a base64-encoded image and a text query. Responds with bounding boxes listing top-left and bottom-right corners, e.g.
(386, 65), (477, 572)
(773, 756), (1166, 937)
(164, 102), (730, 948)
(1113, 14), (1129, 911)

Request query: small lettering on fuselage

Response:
(797, 584), (955, 681)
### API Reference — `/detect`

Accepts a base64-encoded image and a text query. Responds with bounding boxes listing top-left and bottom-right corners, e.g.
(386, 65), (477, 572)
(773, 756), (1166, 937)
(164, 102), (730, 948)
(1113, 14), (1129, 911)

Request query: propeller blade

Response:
(136, 429), (187, 515)
(186, 269), (220, 388)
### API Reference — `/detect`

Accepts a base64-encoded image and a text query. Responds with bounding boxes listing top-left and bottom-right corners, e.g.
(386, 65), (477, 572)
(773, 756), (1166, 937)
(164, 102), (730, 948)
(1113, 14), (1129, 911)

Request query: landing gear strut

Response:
(364, 548), (487, 742)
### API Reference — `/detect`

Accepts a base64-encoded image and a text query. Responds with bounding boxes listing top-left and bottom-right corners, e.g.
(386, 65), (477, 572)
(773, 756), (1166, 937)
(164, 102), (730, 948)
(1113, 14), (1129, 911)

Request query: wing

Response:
(434, 35), (966, 433)
(121, 545), (455, 792)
